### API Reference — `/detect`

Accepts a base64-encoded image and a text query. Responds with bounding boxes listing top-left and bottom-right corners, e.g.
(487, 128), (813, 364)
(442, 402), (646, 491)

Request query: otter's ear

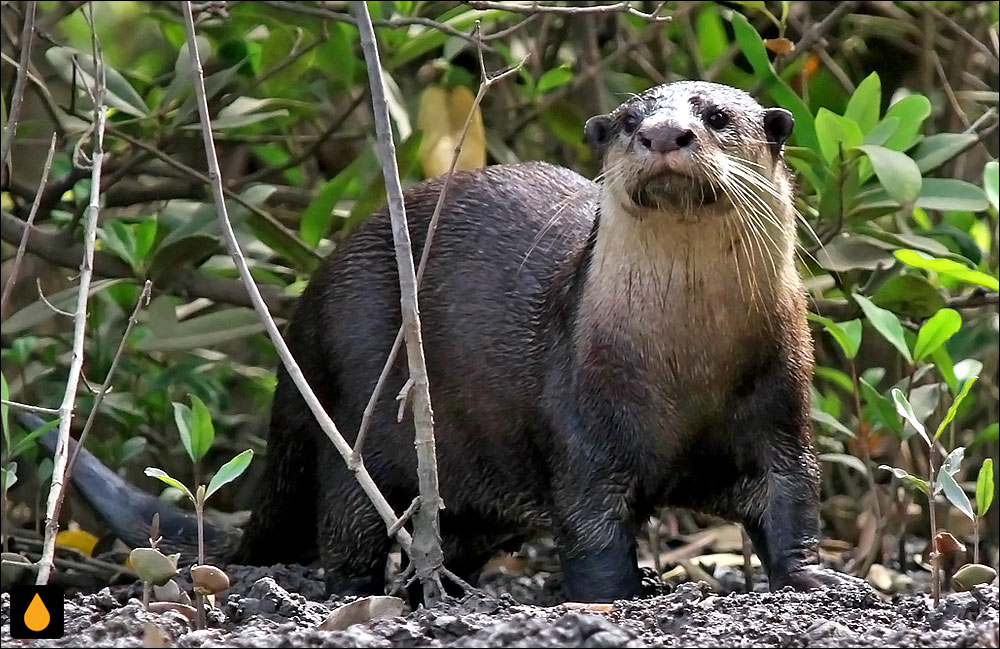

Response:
(763, 108), (794, 154)
(585, 114), (614, 151)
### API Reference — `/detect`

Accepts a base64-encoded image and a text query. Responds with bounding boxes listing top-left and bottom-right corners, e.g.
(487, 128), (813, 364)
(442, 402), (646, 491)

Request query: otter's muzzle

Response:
(637, 124), (695, 154)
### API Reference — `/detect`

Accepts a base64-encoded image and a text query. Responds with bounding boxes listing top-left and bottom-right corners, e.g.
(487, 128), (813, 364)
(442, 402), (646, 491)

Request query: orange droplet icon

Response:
(24, 593), (51, 632)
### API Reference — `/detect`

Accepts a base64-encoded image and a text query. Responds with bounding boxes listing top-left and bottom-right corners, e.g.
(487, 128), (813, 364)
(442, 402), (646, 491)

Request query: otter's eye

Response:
(705, 108), (730, 130)
(622, 111), (641, 134)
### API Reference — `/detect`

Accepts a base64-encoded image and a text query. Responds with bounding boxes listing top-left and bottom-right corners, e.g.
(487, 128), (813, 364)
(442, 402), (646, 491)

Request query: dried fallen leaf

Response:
(147, 601), (198, 621)
(318, 595), (406, 631)
(763, 37), (795, 55)
(56, 528), (100, 557)
(563, 602), (613, 613)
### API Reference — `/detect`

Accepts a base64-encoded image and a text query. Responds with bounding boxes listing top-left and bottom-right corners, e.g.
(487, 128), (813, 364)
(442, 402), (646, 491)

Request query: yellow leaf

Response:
(56, 529), (99, 557)
(417, 85), (486, 179)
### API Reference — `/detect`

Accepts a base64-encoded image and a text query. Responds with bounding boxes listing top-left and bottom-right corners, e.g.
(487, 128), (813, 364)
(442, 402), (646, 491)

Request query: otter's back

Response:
(293, 162), (597, 475)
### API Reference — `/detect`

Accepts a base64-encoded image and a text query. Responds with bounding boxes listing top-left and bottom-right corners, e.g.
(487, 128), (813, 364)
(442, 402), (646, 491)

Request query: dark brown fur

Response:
(44, 81), (858, 602)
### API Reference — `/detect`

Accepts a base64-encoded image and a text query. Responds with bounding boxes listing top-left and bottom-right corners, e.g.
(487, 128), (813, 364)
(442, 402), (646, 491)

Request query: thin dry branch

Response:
(465, 1), (669, 22)
(0, 1), (36, 173)
(259, 0), (492, 50)
(352, 0), (444, 605)
(0, 132), (57, 317)
(179, 1), (415, 559)
(35, 16), (106, 585)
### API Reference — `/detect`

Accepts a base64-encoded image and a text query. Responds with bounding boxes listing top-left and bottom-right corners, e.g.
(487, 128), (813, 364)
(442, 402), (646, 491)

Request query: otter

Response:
(36, 80), (847, 603)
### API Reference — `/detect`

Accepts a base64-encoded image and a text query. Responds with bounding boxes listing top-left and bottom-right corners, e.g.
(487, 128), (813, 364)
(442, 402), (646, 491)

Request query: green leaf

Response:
(136, 307), (266, 352)
(985, 160), (999, 212)
(854, 178), (990, 214)
(816, 108), (862, 164)
(844, 72), (881, 134)
(911, 133), (978, 174)
(882, 94), (932, 151)
(811, 409), (854, 438)
(807, 314), (861, 359)
(971, 423), (999, 449)
(872, 274), (945, 319)
(934, 376), (977, 441)
(2, 279), (130, 335)
(913, 308), (961, 362)
(537, 66), (573, 94)
(9, 417), (58, 459)
(814, 366), (854, 393)
(931, 346), (958, 395)
(148, 234), (219, 281)
(859, 377), (903, 437)
(173, 402), (195, 464)
(854, 294), (913, 363)
(861, 117), (899, 147)
(205, 449), (254, 500)
(1, 461), (16, 492)
(189, 395), (215, 462)
(729, 12), (818, 153)
(144, 467), (194, 503)
(940, 446), (965, 479)
(856, 145), (921, 203)
(879, 465), (928, 494)
(45, 47), (151, 118)
(977, 459), (994, 517)
(819, 453), (868, 476)
(894, 249), (999, 291)
(891, 388), (928, 446)
(300, 154), (367, 247)
(938, 469), (975, 521)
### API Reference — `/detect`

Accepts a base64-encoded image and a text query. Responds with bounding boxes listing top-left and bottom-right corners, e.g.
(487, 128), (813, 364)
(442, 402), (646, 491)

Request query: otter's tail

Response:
(26, 413), (240, 565)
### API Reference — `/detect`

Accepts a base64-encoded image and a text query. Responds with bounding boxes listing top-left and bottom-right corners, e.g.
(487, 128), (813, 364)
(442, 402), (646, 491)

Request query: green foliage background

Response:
(1, 1), (998, 563)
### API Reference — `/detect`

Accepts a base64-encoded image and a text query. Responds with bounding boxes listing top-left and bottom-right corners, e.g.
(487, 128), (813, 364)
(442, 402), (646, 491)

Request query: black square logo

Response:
(9, 585), (64, 639)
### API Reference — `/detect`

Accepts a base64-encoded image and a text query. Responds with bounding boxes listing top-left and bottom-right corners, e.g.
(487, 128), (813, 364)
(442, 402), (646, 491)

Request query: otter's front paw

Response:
(772, 566), (872, 592)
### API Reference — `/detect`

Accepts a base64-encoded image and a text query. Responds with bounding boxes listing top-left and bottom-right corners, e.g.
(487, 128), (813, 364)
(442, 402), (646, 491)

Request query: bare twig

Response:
(36, 8), (106, 585)
(353, 27), (526, 463)
(259, 0), (492, 51)
(65, 281), (152, 480)
(352, 0), (444, 606)
(0, 400), (60, 416)
(0, 133), (57, 317)
(179, 1), (415, 562)
(0, 1), (36, 173)
(465, 1), (669, 22)
(387, 496), (422, 538)
(924, 4), (999, 66)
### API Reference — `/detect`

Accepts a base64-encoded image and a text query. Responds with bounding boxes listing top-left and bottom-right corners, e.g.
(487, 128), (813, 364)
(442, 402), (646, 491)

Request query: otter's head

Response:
(585, 81), (793, 219)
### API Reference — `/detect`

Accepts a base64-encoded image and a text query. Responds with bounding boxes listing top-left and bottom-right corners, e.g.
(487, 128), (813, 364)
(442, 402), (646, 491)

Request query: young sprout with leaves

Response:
(880, 377), (978, 607)
(145, 395), (253, 628)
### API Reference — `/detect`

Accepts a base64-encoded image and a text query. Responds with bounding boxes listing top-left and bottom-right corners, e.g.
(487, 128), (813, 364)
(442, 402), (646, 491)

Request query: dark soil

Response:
(3, 543), (998, 648)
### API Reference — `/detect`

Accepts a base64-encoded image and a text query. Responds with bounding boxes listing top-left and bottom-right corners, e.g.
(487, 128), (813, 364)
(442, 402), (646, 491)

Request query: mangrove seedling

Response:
(144, 396), (252, 628)
(880, 376), (978, 608)
(144, 449), (252, 628)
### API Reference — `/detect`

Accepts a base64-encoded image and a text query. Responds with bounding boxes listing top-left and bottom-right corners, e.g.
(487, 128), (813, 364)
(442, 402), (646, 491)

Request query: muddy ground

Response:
(2, 539), (998, 648)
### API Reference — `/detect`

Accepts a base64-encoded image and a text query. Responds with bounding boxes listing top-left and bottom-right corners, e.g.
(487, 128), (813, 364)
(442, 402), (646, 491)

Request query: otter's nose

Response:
(637, 125), (695, 153)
